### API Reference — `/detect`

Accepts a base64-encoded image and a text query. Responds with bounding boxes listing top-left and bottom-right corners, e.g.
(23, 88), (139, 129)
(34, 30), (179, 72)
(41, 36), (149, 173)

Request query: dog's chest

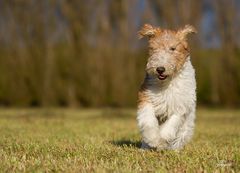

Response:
(149, 78), (196, 120)
(150, 87), (177, 120)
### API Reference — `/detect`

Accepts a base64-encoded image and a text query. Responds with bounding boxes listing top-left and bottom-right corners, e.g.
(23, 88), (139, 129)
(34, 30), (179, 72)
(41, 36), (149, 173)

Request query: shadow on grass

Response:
(110, 140), (142, 148)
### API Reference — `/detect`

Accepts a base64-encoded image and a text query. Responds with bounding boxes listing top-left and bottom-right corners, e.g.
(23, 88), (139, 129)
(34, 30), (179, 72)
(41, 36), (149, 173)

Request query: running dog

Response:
(137, 24), (197, 150)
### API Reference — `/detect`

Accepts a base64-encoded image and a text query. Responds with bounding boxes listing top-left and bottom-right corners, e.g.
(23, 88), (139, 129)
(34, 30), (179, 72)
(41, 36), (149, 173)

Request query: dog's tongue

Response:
(158, 74), (167, 80)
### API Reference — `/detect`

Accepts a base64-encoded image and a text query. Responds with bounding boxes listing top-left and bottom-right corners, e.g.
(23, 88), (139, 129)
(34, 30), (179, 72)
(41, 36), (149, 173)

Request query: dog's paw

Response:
(142, 128), (160, 148)
(140, 141), (157, 150)
(168, 138), (184, 150)
(156, 139), (168, 150)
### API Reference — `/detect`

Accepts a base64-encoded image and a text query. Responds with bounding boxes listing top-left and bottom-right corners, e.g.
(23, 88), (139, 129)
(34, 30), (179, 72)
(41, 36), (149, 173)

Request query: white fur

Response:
(137, 57), (196, 150)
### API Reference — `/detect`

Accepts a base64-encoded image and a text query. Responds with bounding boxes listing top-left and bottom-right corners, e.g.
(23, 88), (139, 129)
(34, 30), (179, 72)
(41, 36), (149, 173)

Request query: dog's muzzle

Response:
(156, 67), (168, 80)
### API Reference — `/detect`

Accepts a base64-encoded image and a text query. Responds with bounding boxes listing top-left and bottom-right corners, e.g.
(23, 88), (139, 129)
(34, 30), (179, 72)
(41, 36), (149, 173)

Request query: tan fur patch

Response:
(137, 84), (149, 109)
(138, 24), (162, 39)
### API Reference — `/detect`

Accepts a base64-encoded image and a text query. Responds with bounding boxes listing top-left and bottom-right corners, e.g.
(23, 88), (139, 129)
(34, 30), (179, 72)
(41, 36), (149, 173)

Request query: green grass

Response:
(0, 108), (239, 172)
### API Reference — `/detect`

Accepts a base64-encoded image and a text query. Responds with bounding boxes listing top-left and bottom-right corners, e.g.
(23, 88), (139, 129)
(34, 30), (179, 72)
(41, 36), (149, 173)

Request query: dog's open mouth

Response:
(158, 74), (168, 80)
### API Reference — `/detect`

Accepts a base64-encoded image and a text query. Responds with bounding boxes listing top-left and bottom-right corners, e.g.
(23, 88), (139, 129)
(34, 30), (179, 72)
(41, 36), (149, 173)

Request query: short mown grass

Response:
(0, 108), (239, 172)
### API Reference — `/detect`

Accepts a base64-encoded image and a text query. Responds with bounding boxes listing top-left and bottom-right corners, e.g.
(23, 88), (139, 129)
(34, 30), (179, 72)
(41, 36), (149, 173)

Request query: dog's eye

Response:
(169, 47), (176, 51)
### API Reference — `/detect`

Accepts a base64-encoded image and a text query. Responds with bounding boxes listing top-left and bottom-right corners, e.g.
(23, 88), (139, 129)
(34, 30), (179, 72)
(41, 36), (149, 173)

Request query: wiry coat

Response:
(137, 24), (197, 150)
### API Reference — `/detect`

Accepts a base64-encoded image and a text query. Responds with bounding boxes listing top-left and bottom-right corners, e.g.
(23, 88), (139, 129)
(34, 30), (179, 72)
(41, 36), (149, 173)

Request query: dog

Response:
(137, 24), (197, 150)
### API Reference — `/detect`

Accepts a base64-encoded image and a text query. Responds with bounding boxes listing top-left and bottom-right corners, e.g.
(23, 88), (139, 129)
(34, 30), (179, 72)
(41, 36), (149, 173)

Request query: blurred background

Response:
(0, 0), (239, 108)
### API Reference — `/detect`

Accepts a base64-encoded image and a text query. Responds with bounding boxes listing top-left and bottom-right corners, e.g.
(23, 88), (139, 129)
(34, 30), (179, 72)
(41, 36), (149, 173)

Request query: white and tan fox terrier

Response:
(137, 24), (197, 150)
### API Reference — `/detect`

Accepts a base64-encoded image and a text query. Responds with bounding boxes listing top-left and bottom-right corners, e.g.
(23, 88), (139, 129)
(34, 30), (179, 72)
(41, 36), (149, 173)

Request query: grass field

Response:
(0, 108), (239, 172)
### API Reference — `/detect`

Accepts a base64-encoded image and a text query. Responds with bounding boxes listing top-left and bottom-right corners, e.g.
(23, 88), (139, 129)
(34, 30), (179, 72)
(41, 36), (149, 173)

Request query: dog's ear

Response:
(138, 24), (159, 39)
(177, 25), (197, 40)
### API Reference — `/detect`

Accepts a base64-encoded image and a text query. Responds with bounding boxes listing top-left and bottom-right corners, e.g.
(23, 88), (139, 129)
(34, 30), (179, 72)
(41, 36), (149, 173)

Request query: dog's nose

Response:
(156, 67), (165, 74)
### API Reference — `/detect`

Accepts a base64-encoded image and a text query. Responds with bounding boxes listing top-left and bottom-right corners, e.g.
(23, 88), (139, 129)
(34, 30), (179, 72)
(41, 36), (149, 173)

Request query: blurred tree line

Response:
(0, 0), (239, 107)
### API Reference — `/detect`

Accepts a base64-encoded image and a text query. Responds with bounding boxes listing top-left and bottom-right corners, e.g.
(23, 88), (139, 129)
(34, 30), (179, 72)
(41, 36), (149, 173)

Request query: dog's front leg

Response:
(159, 114), (184, 146)
(137, 103), (160, 149)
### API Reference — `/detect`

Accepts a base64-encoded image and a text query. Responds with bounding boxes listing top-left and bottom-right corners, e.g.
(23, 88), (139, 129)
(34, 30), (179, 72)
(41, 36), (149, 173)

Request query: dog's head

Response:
(139, 24), (197, 81)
